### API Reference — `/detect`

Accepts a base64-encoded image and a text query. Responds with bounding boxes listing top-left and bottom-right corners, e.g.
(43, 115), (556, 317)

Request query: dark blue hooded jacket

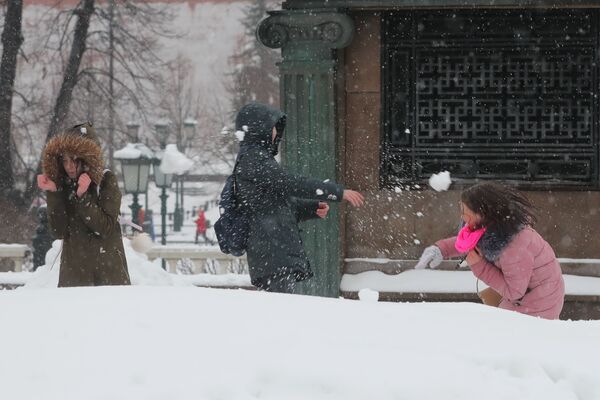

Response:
(234, 103), (344, 285)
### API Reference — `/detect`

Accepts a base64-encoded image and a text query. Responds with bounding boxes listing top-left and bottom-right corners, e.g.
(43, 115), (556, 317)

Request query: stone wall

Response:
(341, 12), (600, 266)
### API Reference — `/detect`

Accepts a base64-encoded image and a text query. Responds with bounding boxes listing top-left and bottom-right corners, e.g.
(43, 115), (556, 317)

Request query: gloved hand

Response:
(414, 245), (443, 269)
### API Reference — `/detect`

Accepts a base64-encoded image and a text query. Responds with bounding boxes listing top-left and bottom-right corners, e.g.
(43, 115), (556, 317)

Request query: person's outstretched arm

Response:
(289, 197), (320, 222)
(239, 150), (345, 201)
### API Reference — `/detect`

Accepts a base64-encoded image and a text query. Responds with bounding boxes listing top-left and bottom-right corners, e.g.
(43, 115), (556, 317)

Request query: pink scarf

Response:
(455, 225), (487, 253)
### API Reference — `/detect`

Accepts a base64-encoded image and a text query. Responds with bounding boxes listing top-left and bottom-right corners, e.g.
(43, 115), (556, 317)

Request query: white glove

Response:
(414, 245), (443, 269)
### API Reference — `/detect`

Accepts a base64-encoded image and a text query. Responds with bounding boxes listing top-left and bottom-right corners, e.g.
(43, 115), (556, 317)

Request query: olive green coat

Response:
(42, 124), (130, 287)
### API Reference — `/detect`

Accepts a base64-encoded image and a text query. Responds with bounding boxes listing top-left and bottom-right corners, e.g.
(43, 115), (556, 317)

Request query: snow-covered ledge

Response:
(0, 244), (30, 272)
(345, 258), (600, 277)
(340, 269), (600, 298)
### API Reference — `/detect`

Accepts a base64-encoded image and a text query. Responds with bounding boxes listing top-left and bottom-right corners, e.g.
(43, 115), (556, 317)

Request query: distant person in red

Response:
(195, 209), (207, 244)
(137, 208), (145, 227)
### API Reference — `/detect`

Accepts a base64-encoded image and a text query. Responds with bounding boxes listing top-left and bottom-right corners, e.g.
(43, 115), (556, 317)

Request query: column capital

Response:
(257, 9), (354, 57)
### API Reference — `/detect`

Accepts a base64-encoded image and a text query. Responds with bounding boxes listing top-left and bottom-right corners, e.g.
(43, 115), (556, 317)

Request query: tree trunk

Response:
(0, 0), (24, 192)
(107, 0), (115, 170)
(45, 0), (95, 142)
(26, 0), (95, 200)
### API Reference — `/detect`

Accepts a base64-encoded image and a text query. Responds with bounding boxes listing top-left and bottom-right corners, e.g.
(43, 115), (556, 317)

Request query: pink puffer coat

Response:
(436, 227), (565, 319)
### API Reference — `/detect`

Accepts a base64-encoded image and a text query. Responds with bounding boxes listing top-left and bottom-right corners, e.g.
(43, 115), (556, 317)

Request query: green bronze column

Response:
(258, 10), (354, 297)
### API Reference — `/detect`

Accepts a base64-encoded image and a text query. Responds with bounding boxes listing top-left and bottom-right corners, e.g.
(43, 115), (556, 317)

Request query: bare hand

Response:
(343, 190), (364, 207)
(466, 247), (483, 266)
(37, 174), (57, 192)
(316, 202), (329, 218)
(77, 173), (92, 197)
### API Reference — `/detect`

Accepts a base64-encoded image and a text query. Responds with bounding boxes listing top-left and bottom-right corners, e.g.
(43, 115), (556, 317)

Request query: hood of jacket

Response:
(235, 102), (286, 156)
(477, 224), (526, 262)
(42, 122), (105, 186)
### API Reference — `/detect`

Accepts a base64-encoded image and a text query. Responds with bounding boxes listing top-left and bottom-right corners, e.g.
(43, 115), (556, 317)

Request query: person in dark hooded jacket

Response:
(234, 103), (364, 293)
(37, 122), (131, 287)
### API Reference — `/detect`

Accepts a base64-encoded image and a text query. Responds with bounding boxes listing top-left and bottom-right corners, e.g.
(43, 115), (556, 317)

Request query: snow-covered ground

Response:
(0, 285), (599, 400)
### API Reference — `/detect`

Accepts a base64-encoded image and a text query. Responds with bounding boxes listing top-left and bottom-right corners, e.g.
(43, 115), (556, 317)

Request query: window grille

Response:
(382, 10), (598, 188)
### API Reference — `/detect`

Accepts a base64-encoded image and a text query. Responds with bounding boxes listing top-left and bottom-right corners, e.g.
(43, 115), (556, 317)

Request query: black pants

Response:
(195, 231), (208, 244)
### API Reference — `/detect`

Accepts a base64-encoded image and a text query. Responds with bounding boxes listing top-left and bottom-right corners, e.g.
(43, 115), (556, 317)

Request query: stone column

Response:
(258, 10), (354, 297)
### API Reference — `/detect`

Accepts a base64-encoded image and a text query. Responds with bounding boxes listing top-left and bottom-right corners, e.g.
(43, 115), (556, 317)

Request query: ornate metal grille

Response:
(382, 10), (599, 188)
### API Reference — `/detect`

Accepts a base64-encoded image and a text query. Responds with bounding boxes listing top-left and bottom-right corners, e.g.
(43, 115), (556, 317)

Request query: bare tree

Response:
(22, 0), (94, 201)
(157, 55), (201, 150)
(45, 0), (95, 143)
(227, 0), (279, 115)
(0, 0), (24, 193)
(157, 54), (239, 174)
(71, 0), (178, 168)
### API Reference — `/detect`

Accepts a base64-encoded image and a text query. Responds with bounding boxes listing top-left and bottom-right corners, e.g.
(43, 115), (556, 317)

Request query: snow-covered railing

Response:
(146, 246), (247, 275)
(341, 257), (600, 319)
(344, 258), (600, 277)
(0, 244), (30, 272)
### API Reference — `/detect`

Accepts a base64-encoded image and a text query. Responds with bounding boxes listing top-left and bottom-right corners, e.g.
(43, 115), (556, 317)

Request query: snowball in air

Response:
(428, 171), (452, 192)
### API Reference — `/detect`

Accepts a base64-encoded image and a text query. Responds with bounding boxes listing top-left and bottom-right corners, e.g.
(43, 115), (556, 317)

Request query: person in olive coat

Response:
(234, 103), (364, 293)
(37, 122), (131, 287)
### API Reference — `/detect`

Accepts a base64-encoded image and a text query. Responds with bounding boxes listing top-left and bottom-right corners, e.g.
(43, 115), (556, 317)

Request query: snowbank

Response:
(0, 286), (598, 400)
(160, 144), (194, 175)
(22, 239), (192, 289)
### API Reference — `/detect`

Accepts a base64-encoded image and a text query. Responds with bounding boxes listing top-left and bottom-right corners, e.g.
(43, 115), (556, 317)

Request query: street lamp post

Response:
(154, 119), (173, 235)
(114, 143), (153, 226)
(153, 153), (173, 270)
(181, 118), (198, 227)
(126, 121), (145, 209)
(159, 143), (194, 237)
(126, 121), (140, 142)
(173, 175), (182, 232)
(154, 119), (169, 149)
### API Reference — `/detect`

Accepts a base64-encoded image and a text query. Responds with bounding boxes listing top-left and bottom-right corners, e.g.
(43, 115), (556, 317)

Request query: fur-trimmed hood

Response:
(42, 123), (105, 186)
(477, 224), (526, 262)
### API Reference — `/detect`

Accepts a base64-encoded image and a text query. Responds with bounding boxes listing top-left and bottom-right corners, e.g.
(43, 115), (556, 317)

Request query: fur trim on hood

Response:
(42, 131), (105, 186)
(477, 224), (526, 262)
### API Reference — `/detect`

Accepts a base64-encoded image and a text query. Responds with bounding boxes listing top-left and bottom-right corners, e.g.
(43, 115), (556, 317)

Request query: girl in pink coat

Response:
(415, 183), (565, 319)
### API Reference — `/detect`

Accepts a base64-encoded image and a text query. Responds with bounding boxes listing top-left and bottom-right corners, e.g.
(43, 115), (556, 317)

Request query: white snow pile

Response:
(113, 143), (154, 160)
(129, 232), (154, 254)
(358, 287), (379, 302)
(22, 239), (191, 289)
(428, 170), (452, 192)
(160, 144), (194, 175)
(0, 286), (599, 400)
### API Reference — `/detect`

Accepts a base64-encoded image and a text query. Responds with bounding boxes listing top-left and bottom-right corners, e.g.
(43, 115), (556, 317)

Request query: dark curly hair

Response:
(461, 182), (537, 236)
